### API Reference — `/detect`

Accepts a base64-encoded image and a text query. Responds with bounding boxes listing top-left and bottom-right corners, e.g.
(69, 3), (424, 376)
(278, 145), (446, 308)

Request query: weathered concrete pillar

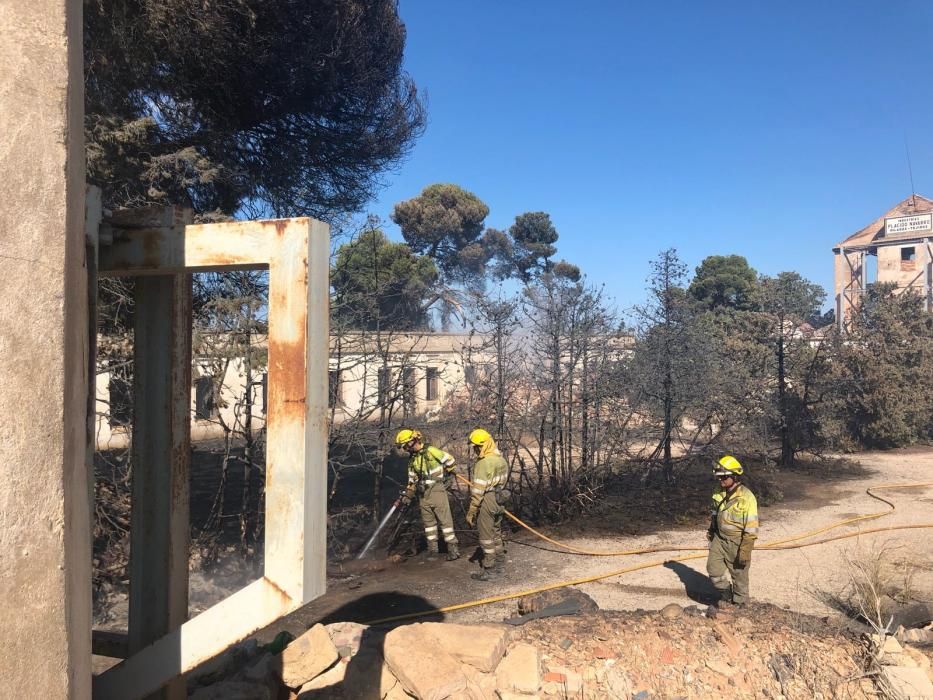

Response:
(0, 0), (91, 698)
(129, 272), (192, 700)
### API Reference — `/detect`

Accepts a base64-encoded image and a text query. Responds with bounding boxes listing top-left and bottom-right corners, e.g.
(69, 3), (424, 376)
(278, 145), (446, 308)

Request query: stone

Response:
(421, 622), (509, 672)
(559, 638), (573, 650)
(384, 624), (467, 700)
(592, 646), (614, 659)
(705, 659), (737, 677)
(545, 666), (581, 696)
(279, 624), (340, 689)
(660, 603), (683, 620)
(384, 681), (414, 700)
(296, 661), (347, 697)
(326, 621), (370, 658)
(881, 666), (933, 699)
(902, 646), (931, 670)
(605, 666), (632, 700)
(190, 681), (274, 700)
(496, 643), (541, 694)
(660, 646), (674, 664)
(461, 663), (499, 699)
(341, 652), (398, 700)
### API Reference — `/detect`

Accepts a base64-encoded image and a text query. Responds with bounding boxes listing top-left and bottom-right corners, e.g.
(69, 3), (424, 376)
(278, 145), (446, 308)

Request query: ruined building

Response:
(833, 194), (933, 328)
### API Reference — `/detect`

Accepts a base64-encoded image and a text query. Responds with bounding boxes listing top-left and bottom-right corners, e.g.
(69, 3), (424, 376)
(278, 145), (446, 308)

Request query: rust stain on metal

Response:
(262, 576), (296, 607)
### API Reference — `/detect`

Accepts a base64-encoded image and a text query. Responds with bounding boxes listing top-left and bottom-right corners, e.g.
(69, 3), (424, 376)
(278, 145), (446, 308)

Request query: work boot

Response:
(494, 553), (506, 574)
(471, 568), (499, 582)
(446, 542), (461, 561)
(426, 541), (439, 561)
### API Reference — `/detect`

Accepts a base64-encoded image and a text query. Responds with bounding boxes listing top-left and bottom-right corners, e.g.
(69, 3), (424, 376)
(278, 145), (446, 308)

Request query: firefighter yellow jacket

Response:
(710, 484), (759, 543)
(469, 452), (508, 511)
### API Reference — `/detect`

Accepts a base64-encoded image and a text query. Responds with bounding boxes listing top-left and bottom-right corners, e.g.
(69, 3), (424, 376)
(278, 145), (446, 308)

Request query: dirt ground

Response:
(262, 446), (933, 639)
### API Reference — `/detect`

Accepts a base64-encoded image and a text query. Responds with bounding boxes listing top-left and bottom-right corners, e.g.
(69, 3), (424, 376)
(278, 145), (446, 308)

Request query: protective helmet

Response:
(395, 428), (422, 447)
(713, 455), (743, 477)
(468, 428), (492, 446)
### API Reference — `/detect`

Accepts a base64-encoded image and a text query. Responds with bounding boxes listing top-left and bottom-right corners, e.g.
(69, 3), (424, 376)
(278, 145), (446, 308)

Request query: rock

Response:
(705, 659), (737, 677)
(278, 624), (340, 689)
(384, 624), (467, 700)
(660, 603), (683, 620)
(421, 622), (509, 673)
(190, 681), (274, 700)
(461, 664), (499, 699)
(517, 588), (598, 616)
(592, 646), (614, 659)
(902, 646), (931, 670)
(881, 666), (933, 699)
(341, 651), (397, 700)
(296, 661), (347, 698)
(559, 638), (573, 650)
(384, 681), (413, 700)
(325, 621), (371, 658)
(545, 666), (581, 696)
(495, 643), (541, 694)
(603, 666), (629, 697)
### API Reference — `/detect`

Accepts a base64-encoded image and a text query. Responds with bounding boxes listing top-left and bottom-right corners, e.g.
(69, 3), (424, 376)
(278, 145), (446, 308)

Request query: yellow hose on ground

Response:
(364, 477), (933, 626)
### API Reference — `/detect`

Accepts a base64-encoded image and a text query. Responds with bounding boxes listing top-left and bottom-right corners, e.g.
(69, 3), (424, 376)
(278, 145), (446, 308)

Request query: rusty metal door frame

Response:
(93, 215), (328, 699)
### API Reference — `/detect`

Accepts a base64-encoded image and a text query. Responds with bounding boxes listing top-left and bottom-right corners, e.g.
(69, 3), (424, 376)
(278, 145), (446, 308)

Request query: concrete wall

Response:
(877, 242), (926, 290)
(0, 0), (91, 697)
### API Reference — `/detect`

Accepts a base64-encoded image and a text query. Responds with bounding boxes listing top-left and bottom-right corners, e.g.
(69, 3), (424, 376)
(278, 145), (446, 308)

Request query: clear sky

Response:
(369, 1), (933, 311)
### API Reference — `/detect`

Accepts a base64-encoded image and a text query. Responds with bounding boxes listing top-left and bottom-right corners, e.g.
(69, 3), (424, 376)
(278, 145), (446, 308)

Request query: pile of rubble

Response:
(188, 600), (933, 700)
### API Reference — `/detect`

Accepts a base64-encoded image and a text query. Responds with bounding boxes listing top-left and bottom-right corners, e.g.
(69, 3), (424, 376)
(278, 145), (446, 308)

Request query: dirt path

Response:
(264, 447), (933, 639)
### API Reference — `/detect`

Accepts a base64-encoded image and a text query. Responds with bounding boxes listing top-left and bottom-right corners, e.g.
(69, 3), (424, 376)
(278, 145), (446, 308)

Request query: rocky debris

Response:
(279, 624), (340, 689)
(296, 659), (348, 698)
(659, 603), (682, 620)
(517, 588), (598, 616)
(881, 666), (933, 699)
(420, 622), (509, 672)
(188, 602), (927, 700)
(496, 642), (541, 694)
(895, 622), (933, 647)
(383, 624), (467, 700)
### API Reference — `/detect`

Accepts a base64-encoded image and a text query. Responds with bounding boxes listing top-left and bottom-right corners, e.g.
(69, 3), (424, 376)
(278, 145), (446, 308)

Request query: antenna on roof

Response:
(904, 133), (917, 207)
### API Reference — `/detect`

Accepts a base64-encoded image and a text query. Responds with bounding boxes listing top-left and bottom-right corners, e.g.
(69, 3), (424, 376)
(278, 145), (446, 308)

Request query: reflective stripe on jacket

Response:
(470, 452), (508, 510)
(711, 484), (759, 541)
(407, 445), (455, 490)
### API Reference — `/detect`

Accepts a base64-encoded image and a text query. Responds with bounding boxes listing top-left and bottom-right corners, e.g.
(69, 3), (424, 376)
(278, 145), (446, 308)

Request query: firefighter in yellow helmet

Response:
(396, 428), (460, 561)
(706, 455), (758, 609)
(466, 428), (509, 581)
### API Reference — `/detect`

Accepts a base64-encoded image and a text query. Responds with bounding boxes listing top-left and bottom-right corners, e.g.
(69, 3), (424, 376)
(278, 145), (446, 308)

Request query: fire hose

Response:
(364, 477), (933, 625)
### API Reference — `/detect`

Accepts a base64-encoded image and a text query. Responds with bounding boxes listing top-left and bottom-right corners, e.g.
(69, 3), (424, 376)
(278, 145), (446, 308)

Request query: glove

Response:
(735, 539), (753, 569)
(400, 492), (413, 507)
(466, 507), (477, 527)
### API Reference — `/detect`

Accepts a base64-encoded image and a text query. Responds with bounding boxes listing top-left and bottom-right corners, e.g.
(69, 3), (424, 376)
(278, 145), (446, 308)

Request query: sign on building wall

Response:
(884, 213), (933, 235)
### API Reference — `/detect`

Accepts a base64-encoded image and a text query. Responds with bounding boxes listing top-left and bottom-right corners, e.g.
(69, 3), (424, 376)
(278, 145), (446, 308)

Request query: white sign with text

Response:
(885, 213), (933, 235)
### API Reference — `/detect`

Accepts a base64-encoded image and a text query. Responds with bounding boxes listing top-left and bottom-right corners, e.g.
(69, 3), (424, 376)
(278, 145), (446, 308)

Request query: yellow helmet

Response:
(395, 428), (422, 446)
(468, 428), (492, 446)
(713, 455), (743, 477)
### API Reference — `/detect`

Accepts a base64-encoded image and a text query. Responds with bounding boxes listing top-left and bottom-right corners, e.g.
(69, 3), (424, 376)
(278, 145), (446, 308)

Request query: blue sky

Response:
(369, 1), (933, 311)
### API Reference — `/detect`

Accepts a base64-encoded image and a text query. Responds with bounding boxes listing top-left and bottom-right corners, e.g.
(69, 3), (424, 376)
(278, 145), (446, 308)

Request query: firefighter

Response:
(706, 455), (759, 608)
(466, 428), (509, 581)
(396, 428), (460, 561)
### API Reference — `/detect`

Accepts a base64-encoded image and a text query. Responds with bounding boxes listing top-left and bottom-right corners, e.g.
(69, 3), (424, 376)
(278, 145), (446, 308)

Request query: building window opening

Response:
(328, 370), (341, 408)
(901, 246), (916, 261)
(426, 367), (439, 401)
(194, 376), (217, 420)
(402, 367), (416, 417)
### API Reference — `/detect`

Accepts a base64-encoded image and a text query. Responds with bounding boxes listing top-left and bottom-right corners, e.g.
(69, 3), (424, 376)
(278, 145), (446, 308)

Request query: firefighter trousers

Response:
(477, 492), (504, 569)
(419, 483), (457, 548)
(706, 533), (750, 604)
